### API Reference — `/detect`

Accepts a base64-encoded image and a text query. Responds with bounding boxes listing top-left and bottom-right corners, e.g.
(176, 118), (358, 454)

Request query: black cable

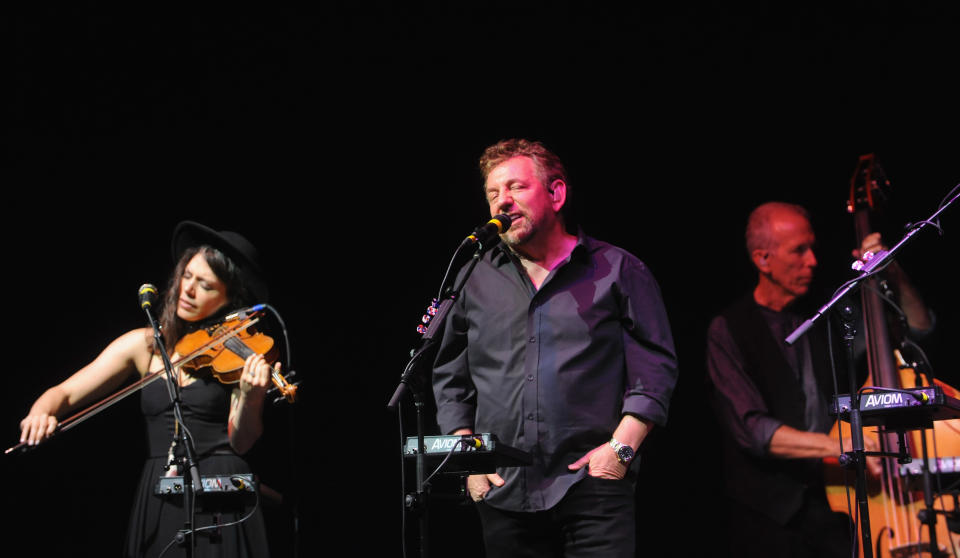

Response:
(861, 283), (907, 325)
(905, 219), (944, 237)
(902, 338), (936, 381)
(826, 312), (841, 398)
(192, 476), (262, 532)
(260, 302), (302, 557)
(157, 475), (263, 558)
(157, 533), (180, 558)
(262, 303), (293, 374)
(436, 242), (472, 302)
(422, 438), (477, 488)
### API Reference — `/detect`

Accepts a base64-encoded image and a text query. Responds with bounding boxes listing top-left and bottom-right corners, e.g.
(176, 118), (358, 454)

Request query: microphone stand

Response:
(387, 239), (492, 558)
(141, 301), (204, 557)
(836, 303), (876, 558)
(785, 188), (959, 558)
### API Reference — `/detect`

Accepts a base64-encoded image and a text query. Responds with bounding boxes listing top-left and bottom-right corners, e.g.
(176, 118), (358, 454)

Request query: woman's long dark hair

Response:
(157, 245), (257, 352)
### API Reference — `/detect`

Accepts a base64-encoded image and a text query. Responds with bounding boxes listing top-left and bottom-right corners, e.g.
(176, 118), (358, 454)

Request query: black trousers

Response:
(476, 475), (636, 558)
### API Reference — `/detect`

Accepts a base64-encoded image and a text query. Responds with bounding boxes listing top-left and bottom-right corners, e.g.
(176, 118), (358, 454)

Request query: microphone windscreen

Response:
(138, 283), (158, 309)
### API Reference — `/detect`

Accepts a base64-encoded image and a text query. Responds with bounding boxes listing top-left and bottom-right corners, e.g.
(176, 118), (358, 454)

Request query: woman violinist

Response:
(18, 221), (274, 557)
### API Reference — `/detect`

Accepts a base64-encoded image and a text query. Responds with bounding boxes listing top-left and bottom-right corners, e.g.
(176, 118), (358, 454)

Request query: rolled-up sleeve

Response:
(619, 260), (679, 427)
(706, 315), (783, 456)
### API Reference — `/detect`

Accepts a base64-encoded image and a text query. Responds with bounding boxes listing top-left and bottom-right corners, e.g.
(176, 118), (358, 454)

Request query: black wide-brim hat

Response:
(171, 221), (269, 303)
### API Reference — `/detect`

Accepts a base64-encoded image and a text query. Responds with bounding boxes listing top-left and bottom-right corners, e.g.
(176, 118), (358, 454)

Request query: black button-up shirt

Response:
(432, 233), (678, 512)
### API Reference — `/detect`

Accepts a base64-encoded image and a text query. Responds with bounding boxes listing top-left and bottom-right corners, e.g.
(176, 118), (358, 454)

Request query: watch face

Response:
(617, 446), (634, 463)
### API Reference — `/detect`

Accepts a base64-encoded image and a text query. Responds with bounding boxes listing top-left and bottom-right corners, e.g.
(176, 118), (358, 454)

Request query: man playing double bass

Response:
(706, 201), (933, 557)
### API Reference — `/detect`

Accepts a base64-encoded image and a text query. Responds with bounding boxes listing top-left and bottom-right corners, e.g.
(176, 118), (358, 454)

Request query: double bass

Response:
(826, 154), (960, 557)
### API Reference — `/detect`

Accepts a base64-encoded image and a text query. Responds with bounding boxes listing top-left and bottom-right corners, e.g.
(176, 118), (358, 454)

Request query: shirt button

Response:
(528, 336), (536, 343)
(526, 413), (534, 420)
(526, 374), (534, 381)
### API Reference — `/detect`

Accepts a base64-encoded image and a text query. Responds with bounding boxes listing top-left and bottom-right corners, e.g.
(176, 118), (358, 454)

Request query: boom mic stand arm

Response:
(787, 190), (958, 346)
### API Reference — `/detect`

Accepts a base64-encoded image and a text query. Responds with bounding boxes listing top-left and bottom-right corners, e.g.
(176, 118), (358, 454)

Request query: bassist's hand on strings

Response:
(852, 231), (886, 262)
(852, 232), (934, 333)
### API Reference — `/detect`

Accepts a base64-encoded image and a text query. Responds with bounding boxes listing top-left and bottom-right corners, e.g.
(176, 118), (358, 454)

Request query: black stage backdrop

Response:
(5, 9), (960, 557)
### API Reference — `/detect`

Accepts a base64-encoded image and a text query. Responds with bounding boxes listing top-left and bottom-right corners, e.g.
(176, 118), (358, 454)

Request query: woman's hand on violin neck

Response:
(239, 354), (271, 397)
(229, 354), (272, 454)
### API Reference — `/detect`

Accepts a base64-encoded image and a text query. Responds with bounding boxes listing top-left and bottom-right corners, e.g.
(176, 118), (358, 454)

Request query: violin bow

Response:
(5, 316), (261, 455)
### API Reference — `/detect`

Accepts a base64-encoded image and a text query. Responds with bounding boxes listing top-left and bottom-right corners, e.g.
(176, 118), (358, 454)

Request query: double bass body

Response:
(825, 154), (957, 558)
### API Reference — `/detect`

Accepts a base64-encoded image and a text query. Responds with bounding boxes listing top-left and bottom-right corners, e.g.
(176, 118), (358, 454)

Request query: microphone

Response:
(138, 283), (163, 334)
(463, 214), (512, 246)
(138, 283), (159, 310)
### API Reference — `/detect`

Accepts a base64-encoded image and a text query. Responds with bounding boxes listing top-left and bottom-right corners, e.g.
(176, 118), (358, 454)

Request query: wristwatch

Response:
(608, 437), (635, 465)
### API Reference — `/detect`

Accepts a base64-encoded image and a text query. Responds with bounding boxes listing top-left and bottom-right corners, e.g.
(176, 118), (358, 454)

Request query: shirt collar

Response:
(489, 228), (591, 267)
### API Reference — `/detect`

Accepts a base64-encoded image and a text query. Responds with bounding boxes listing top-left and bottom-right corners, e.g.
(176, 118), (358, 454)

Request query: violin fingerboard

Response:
(223, 336), (255, 359)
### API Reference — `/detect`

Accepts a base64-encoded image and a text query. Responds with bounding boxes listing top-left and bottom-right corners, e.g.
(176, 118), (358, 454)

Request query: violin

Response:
(5, 307), (297, 454)
(175, 310), (298, 403)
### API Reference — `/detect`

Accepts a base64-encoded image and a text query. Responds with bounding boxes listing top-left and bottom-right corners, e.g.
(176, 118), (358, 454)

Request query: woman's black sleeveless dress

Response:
(124, 374), (269, 557)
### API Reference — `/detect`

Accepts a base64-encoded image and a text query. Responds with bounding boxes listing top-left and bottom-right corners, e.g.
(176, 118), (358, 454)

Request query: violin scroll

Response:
(268, 369), (298, 404)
